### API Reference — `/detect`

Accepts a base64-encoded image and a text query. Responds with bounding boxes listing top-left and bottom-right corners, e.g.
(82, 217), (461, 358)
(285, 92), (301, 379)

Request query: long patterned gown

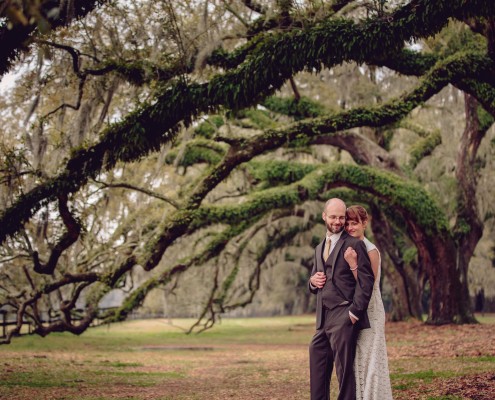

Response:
(354, 237), (393, 400)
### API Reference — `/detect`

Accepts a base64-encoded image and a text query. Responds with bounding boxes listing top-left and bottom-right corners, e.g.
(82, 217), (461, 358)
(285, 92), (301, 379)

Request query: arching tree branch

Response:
(94, 180), (180, 208)
(0, 0), (108, 77)
(33, 193), (82, 275)
(1, 50), (493, 243)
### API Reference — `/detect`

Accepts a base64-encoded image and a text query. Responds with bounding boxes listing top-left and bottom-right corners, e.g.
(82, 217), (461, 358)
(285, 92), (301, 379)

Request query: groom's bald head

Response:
(323, 198), (346, 214)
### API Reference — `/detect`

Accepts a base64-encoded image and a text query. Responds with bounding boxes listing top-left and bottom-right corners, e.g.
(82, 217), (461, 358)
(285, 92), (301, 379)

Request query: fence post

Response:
(1, 311), (6, 339)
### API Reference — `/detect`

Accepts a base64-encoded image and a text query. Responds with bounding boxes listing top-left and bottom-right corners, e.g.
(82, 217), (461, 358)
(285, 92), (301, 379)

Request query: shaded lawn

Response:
(0, 314), (494, 400)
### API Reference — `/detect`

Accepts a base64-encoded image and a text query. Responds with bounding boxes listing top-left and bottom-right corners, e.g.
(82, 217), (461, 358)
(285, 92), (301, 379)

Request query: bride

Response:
(343, 205), (393, 400)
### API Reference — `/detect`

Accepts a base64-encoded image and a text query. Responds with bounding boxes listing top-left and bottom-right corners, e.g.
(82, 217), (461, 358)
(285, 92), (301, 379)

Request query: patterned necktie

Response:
(323, 237), (331, 262)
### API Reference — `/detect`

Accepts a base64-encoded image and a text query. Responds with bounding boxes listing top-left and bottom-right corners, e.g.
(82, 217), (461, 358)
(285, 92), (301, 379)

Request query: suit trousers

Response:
(309, 306), (359, 400)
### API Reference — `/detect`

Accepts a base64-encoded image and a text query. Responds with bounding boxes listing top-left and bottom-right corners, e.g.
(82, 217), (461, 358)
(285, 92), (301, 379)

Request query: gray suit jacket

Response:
(309, 231), (375, 330)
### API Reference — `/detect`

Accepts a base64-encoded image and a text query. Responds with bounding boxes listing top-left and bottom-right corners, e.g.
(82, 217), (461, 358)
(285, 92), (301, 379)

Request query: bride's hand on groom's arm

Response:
(344, 247), (358, 269)
(344, 247), (359, 281)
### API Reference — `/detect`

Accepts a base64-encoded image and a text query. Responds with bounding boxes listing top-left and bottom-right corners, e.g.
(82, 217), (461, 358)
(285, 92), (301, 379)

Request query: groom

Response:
(309, 198), (374, 400)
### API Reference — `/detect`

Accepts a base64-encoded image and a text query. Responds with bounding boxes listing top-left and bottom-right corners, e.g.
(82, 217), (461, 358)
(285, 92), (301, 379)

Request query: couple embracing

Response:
(309, 198), (393, 400)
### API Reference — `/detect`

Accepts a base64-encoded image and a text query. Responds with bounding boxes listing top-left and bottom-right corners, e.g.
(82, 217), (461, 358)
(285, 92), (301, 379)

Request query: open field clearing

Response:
(1, 314), (494, 399)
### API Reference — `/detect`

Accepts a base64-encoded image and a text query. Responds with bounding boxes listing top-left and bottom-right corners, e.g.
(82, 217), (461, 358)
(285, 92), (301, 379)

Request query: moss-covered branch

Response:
(2, 50), (490, 250)
(262, 96), (327, 120)
(164, 139), (226, 168)
(311, 131), (402, 172)
(246, 160), (317, 187)
(372, 47), (495, 116)
(102, 161), (448, 326)
(185, 51), (495, 208)
(409, 131), (442, 169)
(1, 0), (494, 241)
(220, 223), (312, 311)
(104, 212), (277, 323)
(192, 163), (447, 235)
(0, 158), (461, 342)
(0, 0), (107, 77)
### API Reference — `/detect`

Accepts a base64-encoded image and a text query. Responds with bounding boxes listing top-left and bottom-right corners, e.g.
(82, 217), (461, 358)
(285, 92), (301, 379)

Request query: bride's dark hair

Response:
(346, 205), (368, 224)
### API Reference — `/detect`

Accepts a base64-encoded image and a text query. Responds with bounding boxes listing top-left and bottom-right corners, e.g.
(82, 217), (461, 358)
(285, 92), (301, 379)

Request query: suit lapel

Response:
(329, 231), (348, 279)
(316, 239), (325, 273)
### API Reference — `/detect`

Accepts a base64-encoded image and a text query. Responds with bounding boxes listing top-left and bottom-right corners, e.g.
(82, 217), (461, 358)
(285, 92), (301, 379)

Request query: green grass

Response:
(391, 369), (460, 391)
(3, 315), (316, 352)
(97, 361), (144, 368)
(460, 355), (495, 363)
(391, 369), (458, 382)
(0, 315), (493, 399)
(0, 371), (80, 388)
(475, 313), (495, 324)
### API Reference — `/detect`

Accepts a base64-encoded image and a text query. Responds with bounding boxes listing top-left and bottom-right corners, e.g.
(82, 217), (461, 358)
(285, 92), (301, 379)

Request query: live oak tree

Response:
(0, 0), (494, 343)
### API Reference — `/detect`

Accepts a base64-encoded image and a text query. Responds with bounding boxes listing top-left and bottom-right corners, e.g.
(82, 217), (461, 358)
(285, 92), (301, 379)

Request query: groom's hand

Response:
(310, 272), (326, 288)
(349, 314), (358, 324)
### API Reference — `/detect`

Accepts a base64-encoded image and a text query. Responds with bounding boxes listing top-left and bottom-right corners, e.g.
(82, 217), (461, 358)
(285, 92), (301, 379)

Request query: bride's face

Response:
(345, 219), (367, 240)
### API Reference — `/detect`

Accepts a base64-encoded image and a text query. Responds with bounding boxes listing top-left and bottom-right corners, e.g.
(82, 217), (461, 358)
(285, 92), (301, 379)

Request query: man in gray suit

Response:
(309, 198), (374, 400)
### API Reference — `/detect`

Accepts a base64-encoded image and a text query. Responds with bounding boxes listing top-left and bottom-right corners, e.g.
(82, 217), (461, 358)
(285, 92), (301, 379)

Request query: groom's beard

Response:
(326, 221), (344, 234)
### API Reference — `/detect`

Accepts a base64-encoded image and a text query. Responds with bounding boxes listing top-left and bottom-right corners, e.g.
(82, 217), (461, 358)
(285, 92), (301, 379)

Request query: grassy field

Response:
(0, 314), (494, 400)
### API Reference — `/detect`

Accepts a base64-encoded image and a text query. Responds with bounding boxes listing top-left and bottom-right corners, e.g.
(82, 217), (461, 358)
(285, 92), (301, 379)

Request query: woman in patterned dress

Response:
(343, 205), (393, 400)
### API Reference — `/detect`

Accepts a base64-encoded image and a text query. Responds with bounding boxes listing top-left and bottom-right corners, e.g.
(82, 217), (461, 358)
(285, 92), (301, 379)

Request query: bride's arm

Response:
(344, 247), (379, 281)
(344, 247), (359, 280)
(368, 249), (380, 281)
